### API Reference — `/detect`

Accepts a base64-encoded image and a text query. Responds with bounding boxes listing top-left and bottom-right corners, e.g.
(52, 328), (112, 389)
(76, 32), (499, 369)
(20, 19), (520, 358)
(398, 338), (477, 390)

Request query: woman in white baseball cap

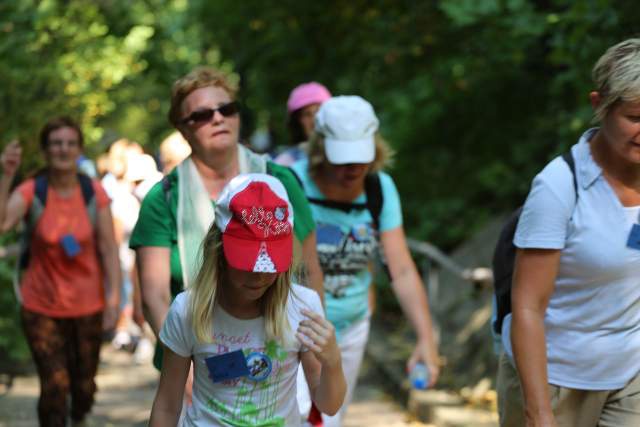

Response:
(290, 95), (440, 426)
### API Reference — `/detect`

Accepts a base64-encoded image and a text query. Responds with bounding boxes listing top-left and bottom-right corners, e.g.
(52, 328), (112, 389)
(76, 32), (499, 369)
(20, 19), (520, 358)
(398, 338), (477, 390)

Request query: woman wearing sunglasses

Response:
(129, 67), (324, 389)
(290, 96), (440, 426)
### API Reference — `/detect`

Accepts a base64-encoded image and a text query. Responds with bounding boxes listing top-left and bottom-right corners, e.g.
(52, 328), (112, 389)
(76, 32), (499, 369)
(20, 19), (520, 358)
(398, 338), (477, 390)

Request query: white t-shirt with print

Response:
(160, 284), (323, 426)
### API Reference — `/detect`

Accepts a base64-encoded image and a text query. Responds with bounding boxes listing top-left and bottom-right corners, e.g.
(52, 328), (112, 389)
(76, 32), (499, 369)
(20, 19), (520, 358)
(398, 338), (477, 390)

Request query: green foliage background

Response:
(0, 0), (637, 365)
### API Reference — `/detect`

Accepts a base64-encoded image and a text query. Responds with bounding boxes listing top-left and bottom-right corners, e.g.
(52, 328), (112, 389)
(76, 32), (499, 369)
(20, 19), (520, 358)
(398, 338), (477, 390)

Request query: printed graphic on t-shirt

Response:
(316, 222), (378, 298)
(162, 286), (321, 426)
(202, 338), (292, 426)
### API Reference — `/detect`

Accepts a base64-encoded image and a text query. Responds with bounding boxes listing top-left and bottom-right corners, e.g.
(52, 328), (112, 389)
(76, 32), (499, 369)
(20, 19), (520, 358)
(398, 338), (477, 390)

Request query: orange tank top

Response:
(17, 178), (110, 317)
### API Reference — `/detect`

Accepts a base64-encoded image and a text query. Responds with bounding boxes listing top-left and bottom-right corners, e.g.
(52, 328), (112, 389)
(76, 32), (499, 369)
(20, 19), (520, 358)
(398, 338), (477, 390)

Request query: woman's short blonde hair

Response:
(592, 38), (640, 121)
(307, 132), (394, 177)
(168, 67), (239, 128)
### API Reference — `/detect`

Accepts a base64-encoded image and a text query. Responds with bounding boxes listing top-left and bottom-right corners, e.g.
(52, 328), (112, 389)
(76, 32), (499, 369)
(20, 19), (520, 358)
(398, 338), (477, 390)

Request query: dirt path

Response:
(0, 345), (157, 426)
(0, 344), (495, 426)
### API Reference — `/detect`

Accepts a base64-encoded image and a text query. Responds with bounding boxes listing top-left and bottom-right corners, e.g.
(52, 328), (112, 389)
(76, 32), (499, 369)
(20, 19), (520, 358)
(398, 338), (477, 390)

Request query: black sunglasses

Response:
(181, 101), (239, 125)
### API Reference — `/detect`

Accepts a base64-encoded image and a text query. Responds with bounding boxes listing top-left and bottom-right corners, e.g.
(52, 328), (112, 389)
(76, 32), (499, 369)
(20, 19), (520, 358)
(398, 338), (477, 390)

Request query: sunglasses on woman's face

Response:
(181, 101), (239, 125)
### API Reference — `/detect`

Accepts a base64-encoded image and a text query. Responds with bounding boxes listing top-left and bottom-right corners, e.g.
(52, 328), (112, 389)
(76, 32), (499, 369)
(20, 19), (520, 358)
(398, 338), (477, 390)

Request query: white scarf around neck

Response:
(176, 144), (268, 288)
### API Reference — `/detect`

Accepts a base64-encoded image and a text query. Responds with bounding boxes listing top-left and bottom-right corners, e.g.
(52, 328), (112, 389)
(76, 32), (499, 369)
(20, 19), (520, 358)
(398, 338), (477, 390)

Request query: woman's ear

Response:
(589, 91), (602, 110)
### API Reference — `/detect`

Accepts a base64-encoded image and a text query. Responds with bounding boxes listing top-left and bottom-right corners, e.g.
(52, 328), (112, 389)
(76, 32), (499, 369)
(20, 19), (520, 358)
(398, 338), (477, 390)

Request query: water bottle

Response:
(410, 362), (430, 390)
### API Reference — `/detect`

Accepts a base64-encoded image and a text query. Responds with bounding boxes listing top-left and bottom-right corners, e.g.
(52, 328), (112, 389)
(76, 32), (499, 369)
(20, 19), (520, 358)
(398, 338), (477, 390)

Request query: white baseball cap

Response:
(314, 95), (379, 165)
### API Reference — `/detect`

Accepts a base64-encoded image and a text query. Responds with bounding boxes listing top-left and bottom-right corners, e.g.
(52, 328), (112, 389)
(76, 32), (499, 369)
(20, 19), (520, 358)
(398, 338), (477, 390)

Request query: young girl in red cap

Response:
(149, 173), (345, 427)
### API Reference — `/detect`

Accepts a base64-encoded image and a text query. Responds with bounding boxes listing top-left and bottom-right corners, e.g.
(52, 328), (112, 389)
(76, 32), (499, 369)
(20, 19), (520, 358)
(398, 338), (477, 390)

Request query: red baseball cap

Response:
(215, 174), (294, 273)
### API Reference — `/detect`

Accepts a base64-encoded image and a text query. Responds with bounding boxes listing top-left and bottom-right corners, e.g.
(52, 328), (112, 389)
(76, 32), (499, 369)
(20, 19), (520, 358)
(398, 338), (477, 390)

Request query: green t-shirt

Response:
(129, 161), (315, 368)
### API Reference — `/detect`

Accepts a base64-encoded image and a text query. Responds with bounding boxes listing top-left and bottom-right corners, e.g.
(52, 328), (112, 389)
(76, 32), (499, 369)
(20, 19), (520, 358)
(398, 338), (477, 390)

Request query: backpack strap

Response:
(33, 174), (48, 206)
(287, 165), (366, 210)
(364, 173), (383, 230)
(19, 175), (48, 270)
(287, 166), (384, 228)
(561, 151), (578, 196)
(77, 173), (97, 227)
(161, 174), (172, 206)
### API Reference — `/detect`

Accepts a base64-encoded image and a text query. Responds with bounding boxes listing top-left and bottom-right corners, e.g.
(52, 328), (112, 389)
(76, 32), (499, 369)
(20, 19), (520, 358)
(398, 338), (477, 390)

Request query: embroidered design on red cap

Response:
(240, 207), (291, 238)
(274, 207), (286, 221)
(253, 242), (276, 272)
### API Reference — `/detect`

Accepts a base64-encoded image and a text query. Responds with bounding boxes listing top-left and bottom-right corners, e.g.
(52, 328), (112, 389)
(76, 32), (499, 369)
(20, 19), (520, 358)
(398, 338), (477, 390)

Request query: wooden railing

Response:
(405, 237), (493, 337)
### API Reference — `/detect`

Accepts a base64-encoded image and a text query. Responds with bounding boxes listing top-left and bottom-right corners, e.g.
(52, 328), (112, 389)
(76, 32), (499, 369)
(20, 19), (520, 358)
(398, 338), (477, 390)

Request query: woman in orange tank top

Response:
(0, 116), (120, 427)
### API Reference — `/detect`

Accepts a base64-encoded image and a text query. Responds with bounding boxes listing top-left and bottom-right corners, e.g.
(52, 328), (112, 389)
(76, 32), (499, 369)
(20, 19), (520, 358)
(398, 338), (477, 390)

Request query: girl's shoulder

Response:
(169, 291), (190, 316)
(287, 284), (323, 316)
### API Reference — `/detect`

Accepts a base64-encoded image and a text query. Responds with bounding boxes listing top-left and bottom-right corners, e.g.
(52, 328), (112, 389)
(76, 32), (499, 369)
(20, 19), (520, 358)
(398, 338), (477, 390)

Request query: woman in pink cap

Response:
(274, 82), (331, 166)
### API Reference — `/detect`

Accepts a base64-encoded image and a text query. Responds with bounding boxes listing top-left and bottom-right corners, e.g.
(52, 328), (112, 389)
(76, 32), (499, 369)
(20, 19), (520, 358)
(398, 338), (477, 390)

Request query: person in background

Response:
(100, 138), (143, 197)
(96, 153), (110, 179)
(499, 38), (640, 427)
(158, 131), (191, 175)
(273, 82), (331, 167)
(77, 154), (97, 178)
(291, 96), (440, 426)
(125, 153), (163, 202)
(0, 117), (120, 426)
(120, 152), (163, 364)
(149, 173), (345, 426)
(103, 139), (145, 352)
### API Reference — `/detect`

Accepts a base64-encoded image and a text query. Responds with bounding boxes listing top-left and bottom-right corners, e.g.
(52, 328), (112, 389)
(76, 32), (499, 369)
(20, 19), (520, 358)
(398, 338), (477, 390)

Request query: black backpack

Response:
(491, 152), (577, 335)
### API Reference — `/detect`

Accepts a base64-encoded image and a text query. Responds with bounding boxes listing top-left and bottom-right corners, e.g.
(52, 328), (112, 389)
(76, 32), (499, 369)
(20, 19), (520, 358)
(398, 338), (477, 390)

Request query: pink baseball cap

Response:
(287, 82), (332, 114)
(215, 174), (294, 273)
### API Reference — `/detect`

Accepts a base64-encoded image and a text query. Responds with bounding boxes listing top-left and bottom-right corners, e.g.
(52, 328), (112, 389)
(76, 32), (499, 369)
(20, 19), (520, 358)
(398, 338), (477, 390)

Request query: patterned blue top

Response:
(291, 159), (403, 335)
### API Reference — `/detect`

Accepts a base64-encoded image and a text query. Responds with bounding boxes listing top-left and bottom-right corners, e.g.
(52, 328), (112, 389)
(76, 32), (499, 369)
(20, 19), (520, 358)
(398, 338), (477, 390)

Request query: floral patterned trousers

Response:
(21, 308), (103, 427)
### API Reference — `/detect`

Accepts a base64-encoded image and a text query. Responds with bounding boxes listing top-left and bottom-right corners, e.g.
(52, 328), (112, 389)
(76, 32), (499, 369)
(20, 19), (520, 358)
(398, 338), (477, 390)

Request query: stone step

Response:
(365, 319), (498, 427)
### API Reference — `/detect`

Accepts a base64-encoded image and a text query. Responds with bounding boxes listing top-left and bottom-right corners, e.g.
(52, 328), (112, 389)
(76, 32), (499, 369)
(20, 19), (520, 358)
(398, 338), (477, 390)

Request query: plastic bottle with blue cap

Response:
(410, 362), (430, 390)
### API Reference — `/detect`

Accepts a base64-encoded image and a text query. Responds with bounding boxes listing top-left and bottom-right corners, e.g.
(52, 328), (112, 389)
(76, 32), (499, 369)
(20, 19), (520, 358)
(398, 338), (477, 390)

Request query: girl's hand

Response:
(407, 338), (440, 387)
(1, 140), (22, 177)
(296, 309), (341, 369)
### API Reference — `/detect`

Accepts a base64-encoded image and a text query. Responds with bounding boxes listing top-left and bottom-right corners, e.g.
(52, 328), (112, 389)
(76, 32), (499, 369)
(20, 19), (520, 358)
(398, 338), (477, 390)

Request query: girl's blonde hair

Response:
(189, 224), (292, 344)
(307, 132), (394, 178)
(592, 38), (640, 121)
